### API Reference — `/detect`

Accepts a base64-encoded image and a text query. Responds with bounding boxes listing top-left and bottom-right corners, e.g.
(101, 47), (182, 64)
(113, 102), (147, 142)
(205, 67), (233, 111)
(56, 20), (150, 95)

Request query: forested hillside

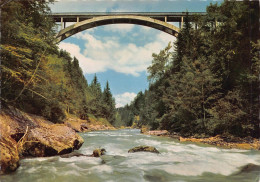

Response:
(118, 0), (259, 138)
(1, 1), (116, 124)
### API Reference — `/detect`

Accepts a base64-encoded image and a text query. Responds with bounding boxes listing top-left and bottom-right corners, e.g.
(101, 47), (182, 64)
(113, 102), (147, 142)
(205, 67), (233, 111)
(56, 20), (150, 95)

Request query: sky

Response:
(49, 0), (222, 108)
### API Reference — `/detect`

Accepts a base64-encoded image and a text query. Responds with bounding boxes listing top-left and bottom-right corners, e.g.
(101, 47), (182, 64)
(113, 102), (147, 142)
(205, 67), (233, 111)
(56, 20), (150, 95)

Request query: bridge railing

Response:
(50, 12), (206, 31)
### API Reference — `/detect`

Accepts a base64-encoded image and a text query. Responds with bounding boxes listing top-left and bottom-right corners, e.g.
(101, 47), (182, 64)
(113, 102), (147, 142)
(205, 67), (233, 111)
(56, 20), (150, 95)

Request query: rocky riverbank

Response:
(0, 105), (117, 174)
(64, 116), (115, 132)
(179, 135), (260, 150)
(141, 128), (260, 150)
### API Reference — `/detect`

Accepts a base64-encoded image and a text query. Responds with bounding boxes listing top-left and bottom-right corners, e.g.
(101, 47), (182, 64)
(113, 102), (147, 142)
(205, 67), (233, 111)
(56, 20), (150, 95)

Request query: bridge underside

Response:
(56, 15), (180, 43)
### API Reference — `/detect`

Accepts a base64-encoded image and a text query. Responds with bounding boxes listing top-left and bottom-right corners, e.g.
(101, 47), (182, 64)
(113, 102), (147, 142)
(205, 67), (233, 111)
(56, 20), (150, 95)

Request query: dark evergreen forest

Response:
(1, 0), (116, 125)
(118, 1), (259, 138)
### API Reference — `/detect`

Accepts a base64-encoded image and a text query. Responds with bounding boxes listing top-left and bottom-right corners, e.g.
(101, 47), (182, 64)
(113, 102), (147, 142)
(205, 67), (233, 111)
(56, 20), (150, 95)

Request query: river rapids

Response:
(1, 129), (259, 182)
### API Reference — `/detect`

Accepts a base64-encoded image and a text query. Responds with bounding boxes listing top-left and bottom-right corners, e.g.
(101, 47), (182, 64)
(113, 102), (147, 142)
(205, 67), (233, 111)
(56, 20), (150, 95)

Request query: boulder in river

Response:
(128, 146), (160, 154)
(0, 110), (20, 174)
(60, 148), (107, 158)
(0, 135), (20, 174)
(92, 148), (106, 157)
(0, 105), (84, 174)
(235, 163), (260, 175)
(24, 124), (84, 157)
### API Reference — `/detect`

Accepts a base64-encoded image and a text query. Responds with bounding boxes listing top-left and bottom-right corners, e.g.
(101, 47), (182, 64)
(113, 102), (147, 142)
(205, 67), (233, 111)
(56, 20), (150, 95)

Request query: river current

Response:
(1, 129), (260, 182)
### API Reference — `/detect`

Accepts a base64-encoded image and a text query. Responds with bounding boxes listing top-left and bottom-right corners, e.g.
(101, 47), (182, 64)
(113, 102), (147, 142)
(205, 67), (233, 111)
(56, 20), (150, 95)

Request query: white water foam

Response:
(102, 143), (127, 156)
(66, 162), (85, 171)
(26, 166), (42, 173)
(58, 156), (101, 165)
(23, 156), (57, 162)
(135, 138), (162, 146)
(60, 170), (81, 176)
(89, 165), (113, 174)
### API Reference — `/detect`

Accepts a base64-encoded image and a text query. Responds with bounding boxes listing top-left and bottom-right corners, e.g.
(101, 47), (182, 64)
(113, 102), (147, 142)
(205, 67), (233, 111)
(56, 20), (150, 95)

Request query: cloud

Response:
(114, 92), (137, 108)
(140, 26), (152, 32)
(103, 24), (135, 34)
(58, 42), (109, 73)
(59, 26), (176, 76)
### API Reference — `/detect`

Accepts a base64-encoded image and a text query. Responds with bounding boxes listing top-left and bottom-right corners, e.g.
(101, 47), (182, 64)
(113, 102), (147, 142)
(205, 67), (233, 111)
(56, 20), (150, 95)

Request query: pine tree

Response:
(102, 81), (116, 124)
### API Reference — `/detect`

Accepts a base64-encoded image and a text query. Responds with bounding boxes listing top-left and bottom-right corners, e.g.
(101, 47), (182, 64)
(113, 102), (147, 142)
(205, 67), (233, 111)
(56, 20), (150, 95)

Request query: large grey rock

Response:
(0, 105), (84, 175)
(24, 124), (84, 157)
(0, 136), (20, 174)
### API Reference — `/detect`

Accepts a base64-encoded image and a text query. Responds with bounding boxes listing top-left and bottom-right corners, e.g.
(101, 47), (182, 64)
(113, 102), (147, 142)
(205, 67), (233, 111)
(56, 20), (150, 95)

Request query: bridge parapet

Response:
(51, 12), (206, 29)
(51, 12), (206, 21)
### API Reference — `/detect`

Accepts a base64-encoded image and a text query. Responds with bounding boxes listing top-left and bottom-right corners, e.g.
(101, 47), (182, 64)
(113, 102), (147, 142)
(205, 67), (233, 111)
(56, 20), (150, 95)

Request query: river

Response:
(1, 129), (260, 182)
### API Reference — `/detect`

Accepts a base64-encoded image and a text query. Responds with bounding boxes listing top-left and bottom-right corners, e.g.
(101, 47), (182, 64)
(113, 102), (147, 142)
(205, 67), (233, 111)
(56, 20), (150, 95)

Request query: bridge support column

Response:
(181, 16), (184, 28)
(60, 17), (63, 30)
(77, 16), (79, 23)
(165, 16), (167, 22)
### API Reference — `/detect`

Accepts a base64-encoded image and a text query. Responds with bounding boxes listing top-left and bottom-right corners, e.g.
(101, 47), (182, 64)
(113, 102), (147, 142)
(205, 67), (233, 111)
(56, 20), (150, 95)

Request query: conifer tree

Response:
(102, 81), (116, 124)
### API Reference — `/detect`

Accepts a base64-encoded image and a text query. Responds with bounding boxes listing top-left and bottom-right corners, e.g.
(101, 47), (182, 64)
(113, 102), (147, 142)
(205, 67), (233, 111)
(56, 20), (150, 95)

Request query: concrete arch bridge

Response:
(51, 12), (206, 43)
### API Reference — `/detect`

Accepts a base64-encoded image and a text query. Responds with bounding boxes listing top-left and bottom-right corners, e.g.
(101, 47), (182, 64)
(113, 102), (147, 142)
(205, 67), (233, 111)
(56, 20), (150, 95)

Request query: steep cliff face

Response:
(0, 106), (84, 174)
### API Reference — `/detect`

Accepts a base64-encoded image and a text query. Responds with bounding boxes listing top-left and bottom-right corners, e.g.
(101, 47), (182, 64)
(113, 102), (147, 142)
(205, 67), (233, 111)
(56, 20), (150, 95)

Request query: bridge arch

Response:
(56, 15), (180, 43)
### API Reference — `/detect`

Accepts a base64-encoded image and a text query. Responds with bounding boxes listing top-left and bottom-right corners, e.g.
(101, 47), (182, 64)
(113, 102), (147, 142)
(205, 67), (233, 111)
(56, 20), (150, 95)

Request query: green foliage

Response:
(1, 1), (55, 103)
(119, 0), (259, 138)
(117, 104), (135, 127)
(102, 81), (116, 124)
(1, 1), (116, 125)
(147, 43), (172, 83)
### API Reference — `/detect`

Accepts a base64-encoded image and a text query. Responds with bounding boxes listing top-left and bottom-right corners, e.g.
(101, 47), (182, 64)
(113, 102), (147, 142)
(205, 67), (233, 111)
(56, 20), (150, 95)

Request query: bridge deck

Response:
(51, 12), (206, 22)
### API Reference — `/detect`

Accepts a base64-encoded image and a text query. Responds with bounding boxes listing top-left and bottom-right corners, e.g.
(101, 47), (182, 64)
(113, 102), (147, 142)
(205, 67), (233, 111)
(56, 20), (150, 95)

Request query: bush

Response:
(50, 106), (65, 123)
(42, 102), (65, 123)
